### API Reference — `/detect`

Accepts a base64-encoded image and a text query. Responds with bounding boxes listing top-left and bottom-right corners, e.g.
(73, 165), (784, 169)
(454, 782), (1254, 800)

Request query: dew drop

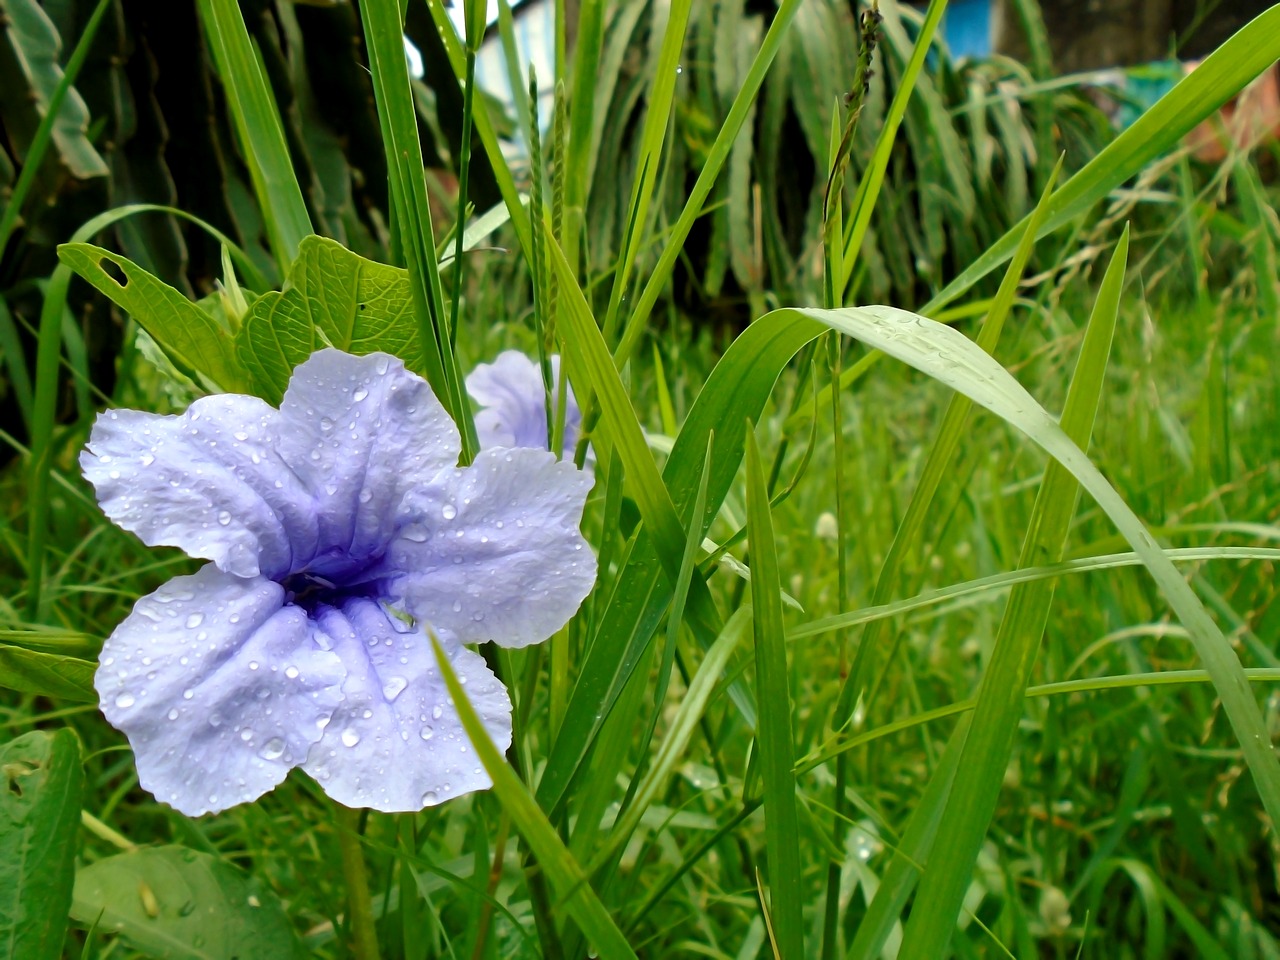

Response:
(260, 738), (285, 761)
(402, 527), (428, 542)
(341, 728), (361, 747)
(452, 600), (462, 613)
(183, 688), (194, 700)
(421, 790), (438, 805)
(418, 725), (434, 741)
(320, 417), (334, 432)
(185, 613), (204, 629)
(233, 431), (249, 442)
(383, 676), (408, 701)
(115, 693), (136, 709)
(353, 387), (369, 401)
(248, 661), (259, 671)
(442, 503), (457, 520)
(431, 705), (443, 720)
(358, 489), (373, 503)
(167, 708), (179, 721)
(209, 713), (223, 727)
(375, 356), (390, 375)
(140, 453), (155, 466)
(217, 511), (231, 526)
(240, 728), (253, 741)
(285, 666), (300, 679)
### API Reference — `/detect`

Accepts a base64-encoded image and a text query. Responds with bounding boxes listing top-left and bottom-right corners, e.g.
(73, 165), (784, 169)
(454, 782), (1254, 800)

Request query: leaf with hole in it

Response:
(0, 728), (84, 960)
(0, 646), (96, 701)
(56, 243), (248, 394)
(71, 846), (305, 960)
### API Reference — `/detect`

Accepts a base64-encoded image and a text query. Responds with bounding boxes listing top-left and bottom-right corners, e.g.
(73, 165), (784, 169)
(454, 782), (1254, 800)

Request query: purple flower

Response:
(83, 349), (595, 816)
(466, 351), (583, 461)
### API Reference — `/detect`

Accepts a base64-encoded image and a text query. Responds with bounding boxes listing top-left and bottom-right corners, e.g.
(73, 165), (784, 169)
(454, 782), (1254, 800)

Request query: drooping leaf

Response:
(56, 243), (248, 394)
(0, 646), (96, 701)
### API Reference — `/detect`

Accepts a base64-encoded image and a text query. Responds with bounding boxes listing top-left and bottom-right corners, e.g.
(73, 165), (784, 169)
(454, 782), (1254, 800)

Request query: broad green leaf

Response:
(895, 229), (1131, 957)
(745, 427), (803, 958)
(0, 646), (96, 701)
(56, 243), (247, 394)
(195, 0), (312, 268)
(0, 728), (84, 960)
(236, 235), (424, 402)
(431, 637), (638, 960)
(71, 846), (305, 960)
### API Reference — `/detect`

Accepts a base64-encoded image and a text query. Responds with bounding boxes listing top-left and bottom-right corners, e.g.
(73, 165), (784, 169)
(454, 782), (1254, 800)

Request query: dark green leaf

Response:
(0, 728), (85, 960)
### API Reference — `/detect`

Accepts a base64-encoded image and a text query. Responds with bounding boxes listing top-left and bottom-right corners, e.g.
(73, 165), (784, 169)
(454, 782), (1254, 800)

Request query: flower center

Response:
(280, 553), (385, 612)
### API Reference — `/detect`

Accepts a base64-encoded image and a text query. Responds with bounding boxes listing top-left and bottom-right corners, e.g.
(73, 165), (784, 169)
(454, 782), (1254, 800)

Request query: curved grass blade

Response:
(758, 301), (1280, 855)
(430, 636), (638, 960)
(894, 228), (1130, 957)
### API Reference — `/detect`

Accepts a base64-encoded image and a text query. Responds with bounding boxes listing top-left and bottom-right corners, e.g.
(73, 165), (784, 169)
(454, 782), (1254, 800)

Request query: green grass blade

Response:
(601, 0), (694, 345)
(561, 0), (605, 273)
(361, 0), (475, 456)
(925, 6), (1280, 313)
(896, 227), (1130, 956)
(430, 636), (638, 960)
(196, 0), (312, 270)
(536, 307), (821, 814)
(761, 302), (1280, 850)
(0, 0), (111, 261)
(614, 0), (804, 367)
(838, 0), (947, 295)
(419, 0), (532, 262)
(745, 425), (803, 958)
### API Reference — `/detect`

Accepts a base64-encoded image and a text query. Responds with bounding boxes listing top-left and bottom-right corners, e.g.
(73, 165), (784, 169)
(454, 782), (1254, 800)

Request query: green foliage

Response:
(4, 0), (1280, 958)
(71, 846), (306, 960)
(0, 728), (84, 960)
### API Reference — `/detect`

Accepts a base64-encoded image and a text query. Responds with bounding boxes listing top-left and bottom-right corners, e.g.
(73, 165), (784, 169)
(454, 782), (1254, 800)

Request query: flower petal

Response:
(302, 600), (510, 811)
(97, 565), (347, 816)
(82, 396), (320, 579)
(381, 447), (596, 647)
(466, 352), (580, 456)
(276, 350), (461, 565)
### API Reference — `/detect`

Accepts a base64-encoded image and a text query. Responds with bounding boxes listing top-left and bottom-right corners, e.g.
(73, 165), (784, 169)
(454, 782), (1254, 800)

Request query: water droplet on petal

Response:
(234, 431), (249, 442)
(419, 725), (434, 740)
(383, 676), (408, 701)
(442, 503), (457, 520)
(115, 693), (136, 709)
(376, 356), (390, 375)
(240, 728), (253, 741)
(209, 713), (222, 727)
(432, 705), (443, 720)
(183, 688), (194, 700)
(421, 790), (438, 805)
(140, 454), (155, 466)
(167, 708), (179, 721)
(353, 387), (369, 402)
(185, 613), (204, 629)
(359, 490), (373, 503)
(260, 738), (285, 761)
(285, 666), (299, 679)
(217, 511), (231, 526)
(341, 728), (361, 747)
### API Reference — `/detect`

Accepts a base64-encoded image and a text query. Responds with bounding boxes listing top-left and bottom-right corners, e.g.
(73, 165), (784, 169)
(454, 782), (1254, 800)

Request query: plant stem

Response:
(336, 804), (381, 960)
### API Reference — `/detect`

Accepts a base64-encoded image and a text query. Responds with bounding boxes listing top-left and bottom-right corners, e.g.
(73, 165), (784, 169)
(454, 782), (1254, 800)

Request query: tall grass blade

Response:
(430, 636), (637, 960)
(745, 426), (803, 958)
(196, 0), (312, 271)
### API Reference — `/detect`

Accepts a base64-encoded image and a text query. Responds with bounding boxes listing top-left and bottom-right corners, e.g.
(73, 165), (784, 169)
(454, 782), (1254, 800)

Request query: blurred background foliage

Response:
(3, 0), (1275, 449)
